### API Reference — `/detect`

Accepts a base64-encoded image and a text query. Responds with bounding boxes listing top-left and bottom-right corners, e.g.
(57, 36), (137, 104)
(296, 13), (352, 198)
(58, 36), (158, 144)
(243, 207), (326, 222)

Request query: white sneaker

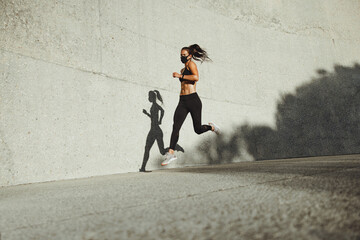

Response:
(209, 122), (221, 135)
(161, 152), (177, 166)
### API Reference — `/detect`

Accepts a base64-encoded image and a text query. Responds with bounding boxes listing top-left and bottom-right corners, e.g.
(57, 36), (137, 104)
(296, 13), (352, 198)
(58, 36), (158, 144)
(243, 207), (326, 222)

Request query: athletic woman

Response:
(161, 44), (220, 166)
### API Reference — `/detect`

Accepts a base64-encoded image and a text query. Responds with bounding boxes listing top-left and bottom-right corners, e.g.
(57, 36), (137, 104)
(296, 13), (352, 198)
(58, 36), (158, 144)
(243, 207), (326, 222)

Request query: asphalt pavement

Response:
(0, 154), (359, 240)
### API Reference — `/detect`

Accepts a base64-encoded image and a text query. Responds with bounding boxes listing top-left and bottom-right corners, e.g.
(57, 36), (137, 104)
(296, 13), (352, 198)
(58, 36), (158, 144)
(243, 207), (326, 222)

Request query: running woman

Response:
(161, 44), (220, 166)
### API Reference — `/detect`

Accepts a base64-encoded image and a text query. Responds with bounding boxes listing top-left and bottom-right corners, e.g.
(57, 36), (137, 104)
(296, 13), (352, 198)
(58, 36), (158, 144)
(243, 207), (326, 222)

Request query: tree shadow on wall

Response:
(195, 63), (360, 163)
(140, 90), (184, 172)
(194, 126), (248, 165)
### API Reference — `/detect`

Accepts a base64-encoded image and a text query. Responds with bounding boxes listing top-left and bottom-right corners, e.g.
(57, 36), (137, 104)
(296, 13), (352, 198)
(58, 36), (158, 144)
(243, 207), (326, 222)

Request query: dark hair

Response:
(153, 90), (163, 104)
(182, 44), (212, 63)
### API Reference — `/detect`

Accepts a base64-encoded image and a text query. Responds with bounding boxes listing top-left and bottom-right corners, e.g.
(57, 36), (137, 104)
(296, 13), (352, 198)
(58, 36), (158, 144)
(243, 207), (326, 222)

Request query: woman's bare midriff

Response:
(180, 81), (197, 95)
(179, 67), (197, 95)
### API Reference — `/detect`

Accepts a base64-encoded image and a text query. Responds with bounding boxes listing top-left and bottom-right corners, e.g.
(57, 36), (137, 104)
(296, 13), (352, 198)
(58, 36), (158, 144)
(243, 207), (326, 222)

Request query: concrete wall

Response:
(1, 0), (360, 187)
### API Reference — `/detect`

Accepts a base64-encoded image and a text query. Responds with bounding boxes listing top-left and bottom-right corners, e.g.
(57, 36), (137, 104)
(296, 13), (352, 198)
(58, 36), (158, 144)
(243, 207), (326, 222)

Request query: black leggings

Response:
(169, 92), (212, 150)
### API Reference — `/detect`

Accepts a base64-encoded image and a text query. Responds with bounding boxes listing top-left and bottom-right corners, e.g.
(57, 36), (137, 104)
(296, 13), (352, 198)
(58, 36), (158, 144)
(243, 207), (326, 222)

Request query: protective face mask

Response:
(181, 55), (189, 63)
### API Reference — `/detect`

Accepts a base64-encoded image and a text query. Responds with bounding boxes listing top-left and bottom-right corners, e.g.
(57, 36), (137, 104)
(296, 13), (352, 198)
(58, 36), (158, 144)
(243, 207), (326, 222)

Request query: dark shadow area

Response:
(140, 90), (184, 172)
(243, 63), (360, 160)
(165, 154), (360, 174)
(195, 127), (245, 165)
(193, 63), (360, 163)
(161, 154), (360, 195)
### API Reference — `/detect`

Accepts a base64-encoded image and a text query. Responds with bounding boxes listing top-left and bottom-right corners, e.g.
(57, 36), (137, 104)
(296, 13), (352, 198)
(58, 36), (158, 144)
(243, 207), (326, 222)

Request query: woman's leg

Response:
(141, 131), (156, 170)
(169, 101), (189, 151)
(188, 95), (212, 134)
(155, 127), (166, 155)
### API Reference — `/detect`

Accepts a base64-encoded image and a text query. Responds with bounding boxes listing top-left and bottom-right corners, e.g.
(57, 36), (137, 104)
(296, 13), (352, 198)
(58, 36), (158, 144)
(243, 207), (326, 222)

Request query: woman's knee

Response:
(194, 126), (203, 135)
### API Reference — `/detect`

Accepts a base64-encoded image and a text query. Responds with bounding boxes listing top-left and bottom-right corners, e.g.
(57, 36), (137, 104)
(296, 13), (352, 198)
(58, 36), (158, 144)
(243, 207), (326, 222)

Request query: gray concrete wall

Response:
(1, 0), (360, 187)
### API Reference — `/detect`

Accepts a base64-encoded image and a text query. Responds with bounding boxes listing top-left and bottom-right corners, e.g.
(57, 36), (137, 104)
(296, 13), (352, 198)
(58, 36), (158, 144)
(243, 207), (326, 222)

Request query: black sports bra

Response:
(179, 66), (195, 85)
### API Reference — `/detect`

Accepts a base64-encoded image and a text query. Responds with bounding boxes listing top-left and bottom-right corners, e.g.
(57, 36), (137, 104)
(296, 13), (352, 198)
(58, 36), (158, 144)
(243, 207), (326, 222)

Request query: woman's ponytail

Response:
(154, 90), (163, 104)
(187, 44), (212, 63)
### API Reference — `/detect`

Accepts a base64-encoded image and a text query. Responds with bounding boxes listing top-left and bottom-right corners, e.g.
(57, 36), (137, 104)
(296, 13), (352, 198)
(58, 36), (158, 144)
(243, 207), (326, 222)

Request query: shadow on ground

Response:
(193, 63), (360, 163)
(165, 154), (360, 195)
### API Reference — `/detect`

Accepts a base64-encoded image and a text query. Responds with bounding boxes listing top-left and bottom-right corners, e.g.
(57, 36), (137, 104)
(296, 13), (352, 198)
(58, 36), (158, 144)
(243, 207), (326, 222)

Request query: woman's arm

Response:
(159, 107), (164, 124)
(173, 62), (199, 81)
(142, 109), (151, 118)
(183, 61), (199, 81)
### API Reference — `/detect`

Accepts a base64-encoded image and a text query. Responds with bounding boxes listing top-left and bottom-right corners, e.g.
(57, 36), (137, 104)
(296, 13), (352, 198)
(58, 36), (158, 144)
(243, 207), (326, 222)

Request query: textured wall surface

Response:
(1, 0), (360, 186)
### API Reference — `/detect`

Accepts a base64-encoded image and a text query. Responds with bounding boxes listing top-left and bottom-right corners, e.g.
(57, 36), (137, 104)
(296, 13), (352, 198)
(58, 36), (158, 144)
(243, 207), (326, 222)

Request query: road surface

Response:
(0, 154), (359, 239)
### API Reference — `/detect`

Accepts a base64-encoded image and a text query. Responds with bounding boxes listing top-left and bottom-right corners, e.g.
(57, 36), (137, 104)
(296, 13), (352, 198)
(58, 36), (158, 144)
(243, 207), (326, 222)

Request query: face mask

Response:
(181, 55), (190, 63)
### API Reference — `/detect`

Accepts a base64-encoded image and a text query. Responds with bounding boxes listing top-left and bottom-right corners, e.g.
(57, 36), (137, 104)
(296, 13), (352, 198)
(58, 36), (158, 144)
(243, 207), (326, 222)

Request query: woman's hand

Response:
(173, 72), (181, 78)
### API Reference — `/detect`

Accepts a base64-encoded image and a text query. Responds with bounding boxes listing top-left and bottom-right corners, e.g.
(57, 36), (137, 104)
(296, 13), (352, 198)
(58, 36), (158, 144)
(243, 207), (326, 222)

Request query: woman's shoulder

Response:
(188, 61), (197, 71)
(189, 60), (197, 67)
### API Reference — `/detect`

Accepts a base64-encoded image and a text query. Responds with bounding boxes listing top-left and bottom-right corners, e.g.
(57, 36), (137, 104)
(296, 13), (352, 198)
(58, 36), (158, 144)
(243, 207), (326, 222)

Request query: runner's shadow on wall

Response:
(189, 63), (360, 164)
(140, 90), (184, 172)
